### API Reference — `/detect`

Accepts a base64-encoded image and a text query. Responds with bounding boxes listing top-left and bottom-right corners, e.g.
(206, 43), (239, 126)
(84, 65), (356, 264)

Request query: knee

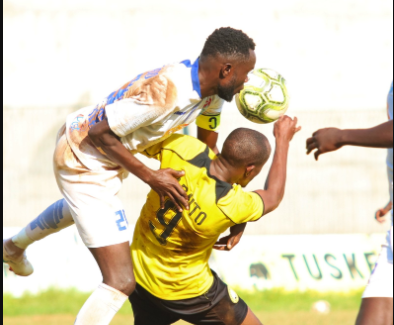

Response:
(105, 273), (136, 296)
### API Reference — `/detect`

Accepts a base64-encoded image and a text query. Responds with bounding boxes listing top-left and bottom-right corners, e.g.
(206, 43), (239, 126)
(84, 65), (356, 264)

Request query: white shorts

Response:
(53, 125), (131, 248)
(362, 225), (393, 299)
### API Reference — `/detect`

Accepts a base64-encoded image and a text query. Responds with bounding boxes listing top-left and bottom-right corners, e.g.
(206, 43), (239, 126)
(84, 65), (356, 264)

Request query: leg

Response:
(89, 242), (136, 295)
(52, 126), (133, 324)
(3, 199), (74, 276)
(74, 242), (134, 325)
(241, 308), (263, 325)
(356, 298), (393, 325)
(357, 229), (393, 325)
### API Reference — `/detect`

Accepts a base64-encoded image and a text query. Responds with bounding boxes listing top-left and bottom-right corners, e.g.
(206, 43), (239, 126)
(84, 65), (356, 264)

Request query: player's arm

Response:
(88, 118), (189, 212)
(196, 101), (223, 154)
(255, 116), (301, 215)
(375, 201), (393, 224)
(213, 223), (246, 251)
(306, 120), (394, 161)
(197, 127), (219, 154)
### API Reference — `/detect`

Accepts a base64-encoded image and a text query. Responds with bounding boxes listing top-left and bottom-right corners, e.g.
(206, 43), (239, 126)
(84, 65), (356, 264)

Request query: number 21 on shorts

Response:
(115, 210), (129, 232)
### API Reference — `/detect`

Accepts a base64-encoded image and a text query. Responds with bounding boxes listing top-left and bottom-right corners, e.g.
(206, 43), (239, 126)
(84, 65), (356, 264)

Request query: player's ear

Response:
(220, 63), (233, 79)
(245, 165), (255, 177)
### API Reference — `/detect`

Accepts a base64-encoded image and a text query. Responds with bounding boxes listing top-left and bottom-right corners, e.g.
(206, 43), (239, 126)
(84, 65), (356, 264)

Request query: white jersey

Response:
(65, 59), (224, 170)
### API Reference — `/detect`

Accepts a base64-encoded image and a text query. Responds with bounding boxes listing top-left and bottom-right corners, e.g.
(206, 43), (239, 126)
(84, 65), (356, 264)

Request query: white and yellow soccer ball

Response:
(235, 68), (289, 124)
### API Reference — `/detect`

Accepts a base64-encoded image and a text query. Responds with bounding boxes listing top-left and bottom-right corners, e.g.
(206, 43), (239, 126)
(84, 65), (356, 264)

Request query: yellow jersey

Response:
(131, 134), (264, 300)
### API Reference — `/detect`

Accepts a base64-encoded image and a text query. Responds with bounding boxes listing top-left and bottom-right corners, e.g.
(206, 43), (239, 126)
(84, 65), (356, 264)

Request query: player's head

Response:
(200, 27), (256, 102)
(221, 128), (271, 187)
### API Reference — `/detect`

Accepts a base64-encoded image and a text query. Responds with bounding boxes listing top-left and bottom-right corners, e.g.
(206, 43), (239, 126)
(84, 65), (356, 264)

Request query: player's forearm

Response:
(103, 143), (153, 182)
(89, 130), (154, 184)
(340, 120), (393, 149)
(257, 140), (289, 214)
(384, 201), (393, 213)
(197, 127), (220, 154)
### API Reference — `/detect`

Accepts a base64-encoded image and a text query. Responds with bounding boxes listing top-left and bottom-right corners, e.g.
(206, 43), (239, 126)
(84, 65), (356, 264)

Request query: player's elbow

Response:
(88, 127), (100, 146)
(88, 124), (118, 150)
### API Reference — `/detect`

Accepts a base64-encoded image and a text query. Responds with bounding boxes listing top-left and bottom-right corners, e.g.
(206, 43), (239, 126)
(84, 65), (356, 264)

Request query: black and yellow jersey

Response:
(131, 134), (264, 300)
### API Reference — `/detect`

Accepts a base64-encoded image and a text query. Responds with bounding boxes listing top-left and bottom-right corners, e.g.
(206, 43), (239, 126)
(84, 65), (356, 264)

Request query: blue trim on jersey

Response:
(180, 59), (201, 98)
(191, 59), (201, 98)
(180, 60), (192, 68)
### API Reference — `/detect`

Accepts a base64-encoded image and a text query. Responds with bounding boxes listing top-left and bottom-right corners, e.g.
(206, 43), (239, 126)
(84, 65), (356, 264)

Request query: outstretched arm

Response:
(306, 120), (394, 161)
(88, 118), (189, 212)
(256, 116), (301, 215)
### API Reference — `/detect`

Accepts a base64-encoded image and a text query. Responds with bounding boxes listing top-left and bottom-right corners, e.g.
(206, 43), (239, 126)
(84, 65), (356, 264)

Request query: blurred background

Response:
(3, 0), (393, 324)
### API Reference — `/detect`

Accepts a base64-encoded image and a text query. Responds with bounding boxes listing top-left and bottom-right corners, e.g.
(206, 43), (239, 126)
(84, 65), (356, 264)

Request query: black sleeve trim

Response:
(252, 191), (265, 221)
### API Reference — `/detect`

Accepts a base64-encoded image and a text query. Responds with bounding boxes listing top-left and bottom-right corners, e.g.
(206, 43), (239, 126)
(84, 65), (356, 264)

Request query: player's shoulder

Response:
(218, 184), (261, 207)
(161, 134), (216, 161)
(200, 96), (225, 115)
(216, 184), (264, 223)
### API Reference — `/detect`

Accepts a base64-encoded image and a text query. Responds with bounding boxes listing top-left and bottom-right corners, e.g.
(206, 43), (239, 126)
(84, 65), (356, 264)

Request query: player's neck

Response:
(210, 157), (240, 185)
(199, 58), (219, 99)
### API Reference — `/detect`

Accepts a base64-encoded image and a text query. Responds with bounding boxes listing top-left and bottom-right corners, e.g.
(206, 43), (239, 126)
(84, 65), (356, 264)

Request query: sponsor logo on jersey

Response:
(228, 287), (239, 304)
(203, 97), (212, 109)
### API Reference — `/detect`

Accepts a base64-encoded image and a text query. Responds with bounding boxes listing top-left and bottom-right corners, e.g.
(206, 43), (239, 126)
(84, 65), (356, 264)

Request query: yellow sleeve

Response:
(196, 114), (221, 132)
(217, 185), (264, 224)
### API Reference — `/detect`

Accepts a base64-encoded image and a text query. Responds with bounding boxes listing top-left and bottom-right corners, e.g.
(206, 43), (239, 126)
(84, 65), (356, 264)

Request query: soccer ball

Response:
(235, 68), (289, 124)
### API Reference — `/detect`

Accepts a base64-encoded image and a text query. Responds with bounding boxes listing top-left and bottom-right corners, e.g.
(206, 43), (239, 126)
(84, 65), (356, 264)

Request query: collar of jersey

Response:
(181, 59), (202, 98)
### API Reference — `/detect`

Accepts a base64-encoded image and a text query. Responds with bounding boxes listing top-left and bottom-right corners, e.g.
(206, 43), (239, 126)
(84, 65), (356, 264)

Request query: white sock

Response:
(12, 199), (75, 250)
(74, 284), (128, 325)
(12, 228), (34, 250)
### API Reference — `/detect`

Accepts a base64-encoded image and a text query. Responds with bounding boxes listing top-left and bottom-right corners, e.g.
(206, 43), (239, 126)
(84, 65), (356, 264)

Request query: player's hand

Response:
(213, 223), (246, 251)
(306, 128), (344, 161)
(273, 116), (302, 143)
(375, 202), (392, 223)
(147, 169), (189, 212)
(375, 208), (388, 224)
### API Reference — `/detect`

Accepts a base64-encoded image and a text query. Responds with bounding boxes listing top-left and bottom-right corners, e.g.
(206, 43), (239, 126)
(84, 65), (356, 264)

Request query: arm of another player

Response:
(306, 120), (394, 161)
(213, 223), (246, 251)
(375, 201), (393, 224)
(198, 127), (220, 154)
(196, 103), (222, 154)
(88, 118), (189, 212)
(255, 116), (302, 215)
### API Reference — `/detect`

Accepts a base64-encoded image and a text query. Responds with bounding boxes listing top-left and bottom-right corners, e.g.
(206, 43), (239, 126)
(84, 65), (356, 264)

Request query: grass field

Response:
(3, 289), (362, 325)
(3, 311), (359, 325)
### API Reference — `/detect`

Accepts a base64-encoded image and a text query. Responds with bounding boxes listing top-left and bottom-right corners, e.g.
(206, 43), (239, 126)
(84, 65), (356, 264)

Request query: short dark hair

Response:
(201, 27), (256, 61)
(221, 128), (271, 167)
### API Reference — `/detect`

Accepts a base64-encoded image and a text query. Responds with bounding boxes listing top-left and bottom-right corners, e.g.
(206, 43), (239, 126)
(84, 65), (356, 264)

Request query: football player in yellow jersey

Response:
(129, 115), (301, 325)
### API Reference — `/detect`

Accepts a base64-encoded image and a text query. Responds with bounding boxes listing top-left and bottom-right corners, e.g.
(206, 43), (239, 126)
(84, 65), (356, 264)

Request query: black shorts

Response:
(129, 272), (249, 325)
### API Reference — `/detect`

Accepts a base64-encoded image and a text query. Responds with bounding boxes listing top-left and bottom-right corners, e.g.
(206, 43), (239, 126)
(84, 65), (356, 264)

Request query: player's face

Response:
(217, 50), (256, 102)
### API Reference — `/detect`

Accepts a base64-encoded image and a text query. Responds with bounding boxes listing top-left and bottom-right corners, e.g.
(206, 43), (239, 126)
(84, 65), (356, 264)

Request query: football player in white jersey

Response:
(375, 87), (393, 224)
(3, 27), (257, 325)
(307, 82), (394, 325)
